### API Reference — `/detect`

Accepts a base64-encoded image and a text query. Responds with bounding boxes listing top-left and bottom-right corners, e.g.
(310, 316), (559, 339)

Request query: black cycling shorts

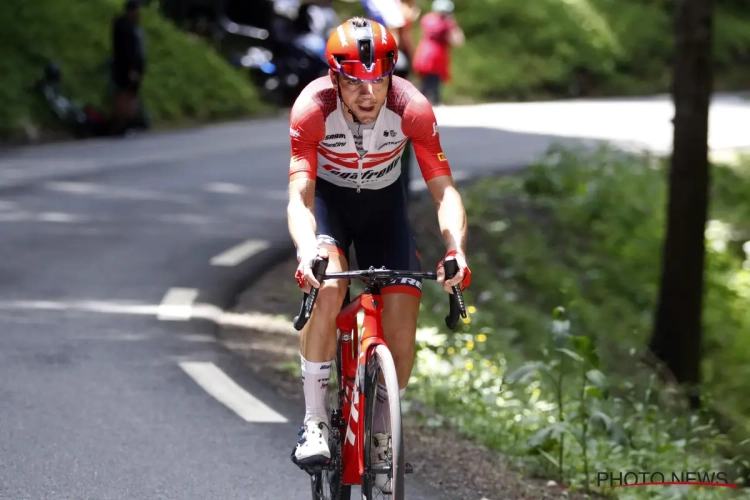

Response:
(312, 177), (422, 297)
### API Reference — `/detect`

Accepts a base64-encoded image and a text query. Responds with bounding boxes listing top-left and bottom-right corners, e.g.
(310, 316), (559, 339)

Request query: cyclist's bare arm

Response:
(288, 96), (326, 289)
(426, 175), (467, 258)
(402, 90), (469, 289)
(288, 179), (317, 256)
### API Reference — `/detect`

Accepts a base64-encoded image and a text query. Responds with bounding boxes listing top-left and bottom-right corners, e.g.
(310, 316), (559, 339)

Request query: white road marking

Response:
(205, 182), (248, 194)
(179, 361), (288, 423)
(157, 287), (199, 321)
(44, 181), (192, 204)
(210, 239), (271, 267)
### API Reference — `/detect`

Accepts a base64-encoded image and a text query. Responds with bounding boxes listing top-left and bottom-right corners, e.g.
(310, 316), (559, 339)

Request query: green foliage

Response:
(0, 0), (269, 140)
(410, 147), (750, 496)
(439, 0), (750, 102)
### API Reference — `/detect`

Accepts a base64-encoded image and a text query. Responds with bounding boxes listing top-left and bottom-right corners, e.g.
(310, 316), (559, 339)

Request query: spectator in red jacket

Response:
(412, 0), (464, 105)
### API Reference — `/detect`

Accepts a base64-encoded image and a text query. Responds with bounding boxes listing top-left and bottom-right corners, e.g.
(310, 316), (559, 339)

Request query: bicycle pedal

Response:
(405, 462), (414, 474)
(290, 453), (333, 475)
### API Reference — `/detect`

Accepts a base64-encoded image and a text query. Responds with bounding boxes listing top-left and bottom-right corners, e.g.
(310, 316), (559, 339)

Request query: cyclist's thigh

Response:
(311, 187), (352, 303)
(353, 208), (422, 349)
(312, 187), (352, 266)
(351, 206), (422, 300)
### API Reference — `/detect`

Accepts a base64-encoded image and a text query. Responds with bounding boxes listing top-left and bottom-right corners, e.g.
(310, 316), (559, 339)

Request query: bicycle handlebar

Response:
(292, 257), (467, 332)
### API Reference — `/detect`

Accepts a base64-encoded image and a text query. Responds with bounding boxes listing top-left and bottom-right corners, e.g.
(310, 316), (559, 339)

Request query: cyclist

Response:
(288, 16), (471, 487)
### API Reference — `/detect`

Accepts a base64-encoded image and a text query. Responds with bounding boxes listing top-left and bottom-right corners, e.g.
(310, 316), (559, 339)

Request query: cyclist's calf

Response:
(300, 251), (349, 362)
(381, 292), (420, 389)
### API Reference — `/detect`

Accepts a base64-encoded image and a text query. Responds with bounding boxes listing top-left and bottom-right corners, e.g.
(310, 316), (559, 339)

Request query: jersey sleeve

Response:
(400, 92), (452, 182)
(289, 97), (326, 182)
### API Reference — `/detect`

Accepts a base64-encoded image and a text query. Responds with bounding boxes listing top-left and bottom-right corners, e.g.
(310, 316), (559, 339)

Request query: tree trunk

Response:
(649, 0), (714, 410)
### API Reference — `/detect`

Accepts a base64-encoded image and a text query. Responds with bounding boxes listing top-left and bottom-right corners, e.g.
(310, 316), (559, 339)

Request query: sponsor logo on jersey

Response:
(325, 133), (346, 140)
(290, 127), (300, 138)
(437, 152), (447, 161)
(322, 157), (400, 182)
(378, 140), (403, 150)
(322, 141), (347, 148)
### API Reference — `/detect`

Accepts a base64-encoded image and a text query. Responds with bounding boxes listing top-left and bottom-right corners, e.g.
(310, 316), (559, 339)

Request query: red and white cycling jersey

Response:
(288, 75), (452, 191)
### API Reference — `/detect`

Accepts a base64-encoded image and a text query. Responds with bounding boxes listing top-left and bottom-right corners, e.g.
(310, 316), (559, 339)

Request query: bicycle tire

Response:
(310, 342), (351, 500)
(362, 344), (405, 499)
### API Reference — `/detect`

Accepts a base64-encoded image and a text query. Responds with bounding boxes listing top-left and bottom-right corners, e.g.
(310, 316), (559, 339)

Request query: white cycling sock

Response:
(373, 384), (406, 434)
(301, 353), (332, 425)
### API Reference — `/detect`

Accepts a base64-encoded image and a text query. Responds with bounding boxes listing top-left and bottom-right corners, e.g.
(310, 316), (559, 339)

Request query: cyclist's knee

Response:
(309, 247), (348, 321)
(313, 280), (348, 321)
(381, 292), (420, 338)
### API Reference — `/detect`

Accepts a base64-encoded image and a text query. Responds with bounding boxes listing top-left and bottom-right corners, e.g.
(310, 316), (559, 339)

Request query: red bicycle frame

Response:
(335, 288), (386, 486)
(290, 259), (467, 490)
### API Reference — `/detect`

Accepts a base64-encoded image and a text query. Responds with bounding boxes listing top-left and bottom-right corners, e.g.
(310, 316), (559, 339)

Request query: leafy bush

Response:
(409, 146), (750, 496)
(0, 0), (268, 140)
(439, 0), (750, 102)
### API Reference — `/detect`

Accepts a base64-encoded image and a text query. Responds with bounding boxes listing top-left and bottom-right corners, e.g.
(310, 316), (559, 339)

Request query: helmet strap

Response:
(336, 80), (362, 124)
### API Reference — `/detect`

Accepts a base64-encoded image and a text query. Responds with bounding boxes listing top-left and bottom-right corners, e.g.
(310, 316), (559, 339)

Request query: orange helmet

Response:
(325, 17), (399, 82)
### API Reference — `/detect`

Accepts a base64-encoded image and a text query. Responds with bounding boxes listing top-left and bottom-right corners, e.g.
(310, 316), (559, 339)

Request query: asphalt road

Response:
(0, 93), (747, 500)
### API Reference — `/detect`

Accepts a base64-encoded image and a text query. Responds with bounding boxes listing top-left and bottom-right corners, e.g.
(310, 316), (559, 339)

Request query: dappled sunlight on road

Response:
(44, 181), (195, 204)
(0, 297), (297, 336)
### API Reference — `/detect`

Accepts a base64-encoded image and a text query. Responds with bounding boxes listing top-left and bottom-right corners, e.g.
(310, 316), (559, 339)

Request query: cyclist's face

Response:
(334, 73), (389, 124)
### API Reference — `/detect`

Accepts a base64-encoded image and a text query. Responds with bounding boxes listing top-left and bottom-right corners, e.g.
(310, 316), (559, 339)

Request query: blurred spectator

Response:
(412, 0), (464, 105)
(357, 1), (421, 204)
(111, 0), (146, 135)
(360, 0), (419, 77)
(189, 16), (211, 40)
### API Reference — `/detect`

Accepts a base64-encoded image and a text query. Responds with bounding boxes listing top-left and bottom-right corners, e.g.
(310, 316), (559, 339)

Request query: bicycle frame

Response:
(291, 259), (467, 491)
(335, 285), (387, 486)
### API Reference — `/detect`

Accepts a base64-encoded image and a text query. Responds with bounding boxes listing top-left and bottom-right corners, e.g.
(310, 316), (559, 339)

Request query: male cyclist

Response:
(288, 16), (471, 486)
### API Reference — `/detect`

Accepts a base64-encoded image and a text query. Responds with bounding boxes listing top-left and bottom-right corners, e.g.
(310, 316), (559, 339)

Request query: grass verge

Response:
(408, 145), (750, 498)
(0, 0), (270, 142)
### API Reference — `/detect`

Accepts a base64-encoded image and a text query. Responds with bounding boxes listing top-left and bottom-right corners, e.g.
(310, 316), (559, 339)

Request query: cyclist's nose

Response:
(359, 82), (375, 96)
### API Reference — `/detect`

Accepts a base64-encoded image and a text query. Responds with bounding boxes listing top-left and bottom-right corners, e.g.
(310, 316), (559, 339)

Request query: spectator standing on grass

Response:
(412, 0), (464, 106)
(111, 0), (146, 135)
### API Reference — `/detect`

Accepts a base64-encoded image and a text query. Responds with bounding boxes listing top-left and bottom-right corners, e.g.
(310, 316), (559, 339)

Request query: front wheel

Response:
(362, 344), (405, 499)
(311, 345), (351, 500)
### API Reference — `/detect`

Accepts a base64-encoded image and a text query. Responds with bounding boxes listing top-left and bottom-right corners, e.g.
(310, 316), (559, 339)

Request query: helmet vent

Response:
(350, 17), (375, 69)
(358, 40), (374, 68)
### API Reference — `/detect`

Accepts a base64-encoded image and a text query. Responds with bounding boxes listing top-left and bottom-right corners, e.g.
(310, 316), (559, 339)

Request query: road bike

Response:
(291, 256), (467, 500)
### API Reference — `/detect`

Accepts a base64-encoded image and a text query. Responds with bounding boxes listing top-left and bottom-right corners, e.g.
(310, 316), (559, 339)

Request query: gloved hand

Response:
(295, 247), (329, 293)
(436, 249), (471, 294)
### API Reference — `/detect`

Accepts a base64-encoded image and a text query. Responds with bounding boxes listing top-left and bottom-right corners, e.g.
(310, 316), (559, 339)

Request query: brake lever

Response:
(443, 258), (467, 330)
(292, 255), (329, 331)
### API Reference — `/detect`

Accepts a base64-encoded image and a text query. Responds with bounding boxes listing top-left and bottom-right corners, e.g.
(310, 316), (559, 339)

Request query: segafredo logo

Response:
(345, 379), (360, 445)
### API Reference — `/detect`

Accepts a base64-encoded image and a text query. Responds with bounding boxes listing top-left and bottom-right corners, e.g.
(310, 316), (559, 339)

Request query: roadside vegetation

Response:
(0, 0), (267, 142)
(407, 146), (750, 498)
(4, 0), (749, 140)
(337, 0), (750, 102)
(441, 0), (750, 103)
